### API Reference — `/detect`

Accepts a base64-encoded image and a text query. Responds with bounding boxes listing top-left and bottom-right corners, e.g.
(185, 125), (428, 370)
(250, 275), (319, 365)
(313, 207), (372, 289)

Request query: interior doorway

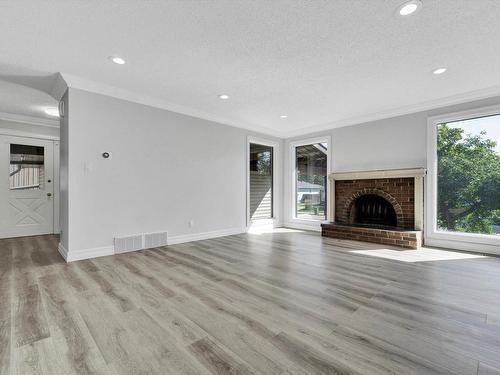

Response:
(0, 135), (58, 238)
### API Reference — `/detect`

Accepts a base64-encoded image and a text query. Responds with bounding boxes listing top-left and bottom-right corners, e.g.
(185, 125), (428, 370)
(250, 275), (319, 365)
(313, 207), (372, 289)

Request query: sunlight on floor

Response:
(247, 226), (305, 235)
(350, 247), (486, 262)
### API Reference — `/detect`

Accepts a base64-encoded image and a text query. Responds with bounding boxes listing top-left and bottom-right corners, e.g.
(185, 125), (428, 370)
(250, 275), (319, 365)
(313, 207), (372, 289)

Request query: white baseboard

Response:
(425, 237), (500, 256)
(284, 221), (321, 232)
(57, 242), (68, 261)
(167, 227), (246, 245)
(65, 245), (115, 262)
(58, 227), (246, 262)
(247, 219), (283, 230)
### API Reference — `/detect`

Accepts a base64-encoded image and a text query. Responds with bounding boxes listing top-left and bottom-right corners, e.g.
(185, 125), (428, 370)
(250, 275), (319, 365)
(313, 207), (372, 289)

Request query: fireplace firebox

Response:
(351, 194), (397, 227)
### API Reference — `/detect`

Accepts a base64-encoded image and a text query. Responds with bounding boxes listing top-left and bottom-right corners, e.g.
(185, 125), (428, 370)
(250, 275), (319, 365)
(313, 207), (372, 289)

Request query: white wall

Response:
(329, 113), (427, 172)
(283, 95), (500, 235)
(62, 88), (282, 258)
(60, 86), (500, 257)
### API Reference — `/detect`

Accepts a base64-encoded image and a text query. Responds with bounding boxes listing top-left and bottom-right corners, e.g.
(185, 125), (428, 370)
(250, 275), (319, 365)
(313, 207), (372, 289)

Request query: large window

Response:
(294, 142), (328, 221)
(249, 143), (273, 220)
(436, 114), (500, 236)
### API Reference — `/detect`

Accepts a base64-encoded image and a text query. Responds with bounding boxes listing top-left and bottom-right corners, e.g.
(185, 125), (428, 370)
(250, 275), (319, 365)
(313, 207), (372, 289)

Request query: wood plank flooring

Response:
(2, 231), (500, 374)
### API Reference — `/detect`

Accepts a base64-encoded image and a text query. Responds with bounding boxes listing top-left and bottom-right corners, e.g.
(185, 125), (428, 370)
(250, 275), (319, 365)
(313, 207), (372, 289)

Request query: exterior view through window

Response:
(249, 143), (273, 220)
(437, 114), (500, 236)
(9, 144), (44, 190)
(295, 143), (327, 220)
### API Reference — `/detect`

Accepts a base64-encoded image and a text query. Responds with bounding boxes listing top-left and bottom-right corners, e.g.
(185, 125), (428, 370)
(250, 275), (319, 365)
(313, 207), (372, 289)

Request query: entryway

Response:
(0, 135), (58, 238)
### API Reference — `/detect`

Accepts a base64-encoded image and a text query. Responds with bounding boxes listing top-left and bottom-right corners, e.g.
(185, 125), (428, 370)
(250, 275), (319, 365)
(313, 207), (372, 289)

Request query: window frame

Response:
(288, 136), (331, 229)
(426, 104), (500, 254)
(246, 136), (280, 227)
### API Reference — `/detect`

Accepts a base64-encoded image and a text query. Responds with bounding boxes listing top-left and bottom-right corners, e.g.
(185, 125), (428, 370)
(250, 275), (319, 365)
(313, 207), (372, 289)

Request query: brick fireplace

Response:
(321, 168), (426, 249)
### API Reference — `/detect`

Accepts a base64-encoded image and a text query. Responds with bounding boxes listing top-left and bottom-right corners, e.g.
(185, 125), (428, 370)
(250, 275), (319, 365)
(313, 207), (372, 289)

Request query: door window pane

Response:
(437, 114), (500, 235)
(9, 144), (44, 190)
(249, 143), (273, 220)
(295, 143), (327, 220)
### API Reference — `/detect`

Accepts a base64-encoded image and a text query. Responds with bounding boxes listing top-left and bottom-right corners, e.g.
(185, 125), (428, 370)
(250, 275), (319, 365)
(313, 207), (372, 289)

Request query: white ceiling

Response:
(0, 77), (58, 122)
(1, 0), (500, 136)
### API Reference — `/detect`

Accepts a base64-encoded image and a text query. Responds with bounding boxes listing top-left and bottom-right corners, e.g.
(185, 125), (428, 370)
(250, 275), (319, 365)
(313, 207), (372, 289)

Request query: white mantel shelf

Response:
(328, 167), (426, 231)
(329, 168), (426, 181)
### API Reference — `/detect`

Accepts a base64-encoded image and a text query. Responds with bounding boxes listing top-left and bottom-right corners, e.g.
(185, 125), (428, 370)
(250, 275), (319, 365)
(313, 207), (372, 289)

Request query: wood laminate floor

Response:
(2, 231), (500, 375)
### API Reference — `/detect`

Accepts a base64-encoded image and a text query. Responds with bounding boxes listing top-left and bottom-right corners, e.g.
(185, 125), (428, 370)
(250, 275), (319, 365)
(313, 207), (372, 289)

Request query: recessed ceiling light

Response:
(280, 115), (288, 119)
(397, 0), (422, 16)
(432, 67), (447, 75)
(109, 56), (126, 65)
(44, 107), (59, 117)
(218, 94), (229, 100)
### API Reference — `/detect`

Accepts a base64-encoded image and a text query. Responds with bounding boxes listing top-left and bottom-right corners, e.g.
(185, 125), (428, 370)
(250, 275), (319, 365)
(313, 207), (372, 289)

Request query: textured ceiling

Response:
(1, 0), (500, 135)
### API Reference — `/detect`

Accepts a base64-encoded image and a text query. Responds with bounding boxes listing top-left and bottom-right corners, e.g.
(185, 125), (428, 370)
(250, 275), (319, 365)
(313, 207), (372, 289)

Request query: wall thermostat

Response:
(102, 152), (111, 159)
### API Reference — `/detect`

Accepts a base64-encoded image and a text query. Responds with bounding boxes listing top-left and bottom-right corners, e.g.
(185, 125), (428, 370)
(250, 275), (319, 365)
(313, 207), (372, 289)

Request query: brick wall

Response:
(335, 178), (415, 229)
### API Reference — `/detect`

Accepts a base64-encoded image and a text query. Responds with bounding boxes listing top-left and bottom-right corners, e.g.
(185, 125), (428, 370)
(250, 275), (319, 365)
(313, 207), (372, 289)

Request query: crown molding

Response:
(285, 84), (500, 138)
(60, 72), (282, 138)
(57, 72), (500, 139)
(0, 111), (59, 128)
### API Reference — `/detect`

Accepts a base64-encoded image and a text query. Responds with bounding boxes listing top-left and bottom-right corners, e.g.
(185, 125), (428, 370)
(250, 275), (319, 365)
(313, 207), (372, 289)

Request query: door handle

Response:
(47, 193), (52, 197)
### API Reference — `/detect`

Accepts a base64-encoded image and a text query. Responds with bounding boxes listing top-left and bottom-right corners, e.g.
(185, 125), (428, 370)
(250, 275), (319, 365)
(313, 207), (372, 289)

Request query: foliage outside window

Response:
(437, 114), (500, 236)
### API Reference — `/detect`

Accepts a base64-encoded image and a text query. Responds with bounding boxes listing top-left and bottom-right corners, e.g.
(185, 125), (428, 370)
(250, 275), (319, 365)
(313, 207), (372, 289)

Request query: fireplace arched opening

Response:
(349, 194), (397, 228)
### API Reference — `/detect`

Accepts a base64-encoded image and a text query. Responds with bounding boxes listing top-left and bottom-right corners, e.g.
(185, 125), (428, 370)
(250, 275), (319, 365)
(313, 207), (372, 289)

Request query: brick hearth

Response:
(321, 222), (422, 249)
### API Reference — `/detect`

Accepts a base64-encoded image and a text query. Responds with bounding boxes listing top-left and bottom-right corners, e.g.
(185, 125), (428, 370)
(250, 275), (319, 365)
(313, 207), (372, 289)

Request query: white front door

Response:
(0, 135), (55, 238)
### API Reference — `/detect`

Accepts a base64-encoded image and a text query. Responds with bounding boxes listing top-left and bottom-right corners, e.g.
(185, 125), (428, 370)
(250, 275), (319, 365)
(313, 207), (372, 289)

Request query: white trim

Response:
(60, 72), (500, 139)
(0, 127), (60, 141)
(65, 246), (115, 262)
(284, 221), (322, 232)
(57, 242), (68, 261)
(246, 136), (281, 227)
(53, 140), (60, 234)
(426, 104), (500, 254)
(167, 227), (246, 245)
(287, 135), (331, 227)
(330, 168), (426, 180)
(62, 73), (281, 137)
(427, 103), (500, 127)
(248, 218), (283, 230)
(425, 237), (500, 256)
(61, 227), (246, 261)
(286, 84), (500, 138)
(0, 111), (59, 128)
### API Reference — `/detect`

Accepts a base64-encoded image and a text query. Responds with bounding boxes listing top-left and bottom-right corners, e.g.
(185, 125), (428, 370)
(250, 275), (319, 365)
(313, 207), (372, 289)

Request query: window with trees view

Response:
(437, 114), (500, 236)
